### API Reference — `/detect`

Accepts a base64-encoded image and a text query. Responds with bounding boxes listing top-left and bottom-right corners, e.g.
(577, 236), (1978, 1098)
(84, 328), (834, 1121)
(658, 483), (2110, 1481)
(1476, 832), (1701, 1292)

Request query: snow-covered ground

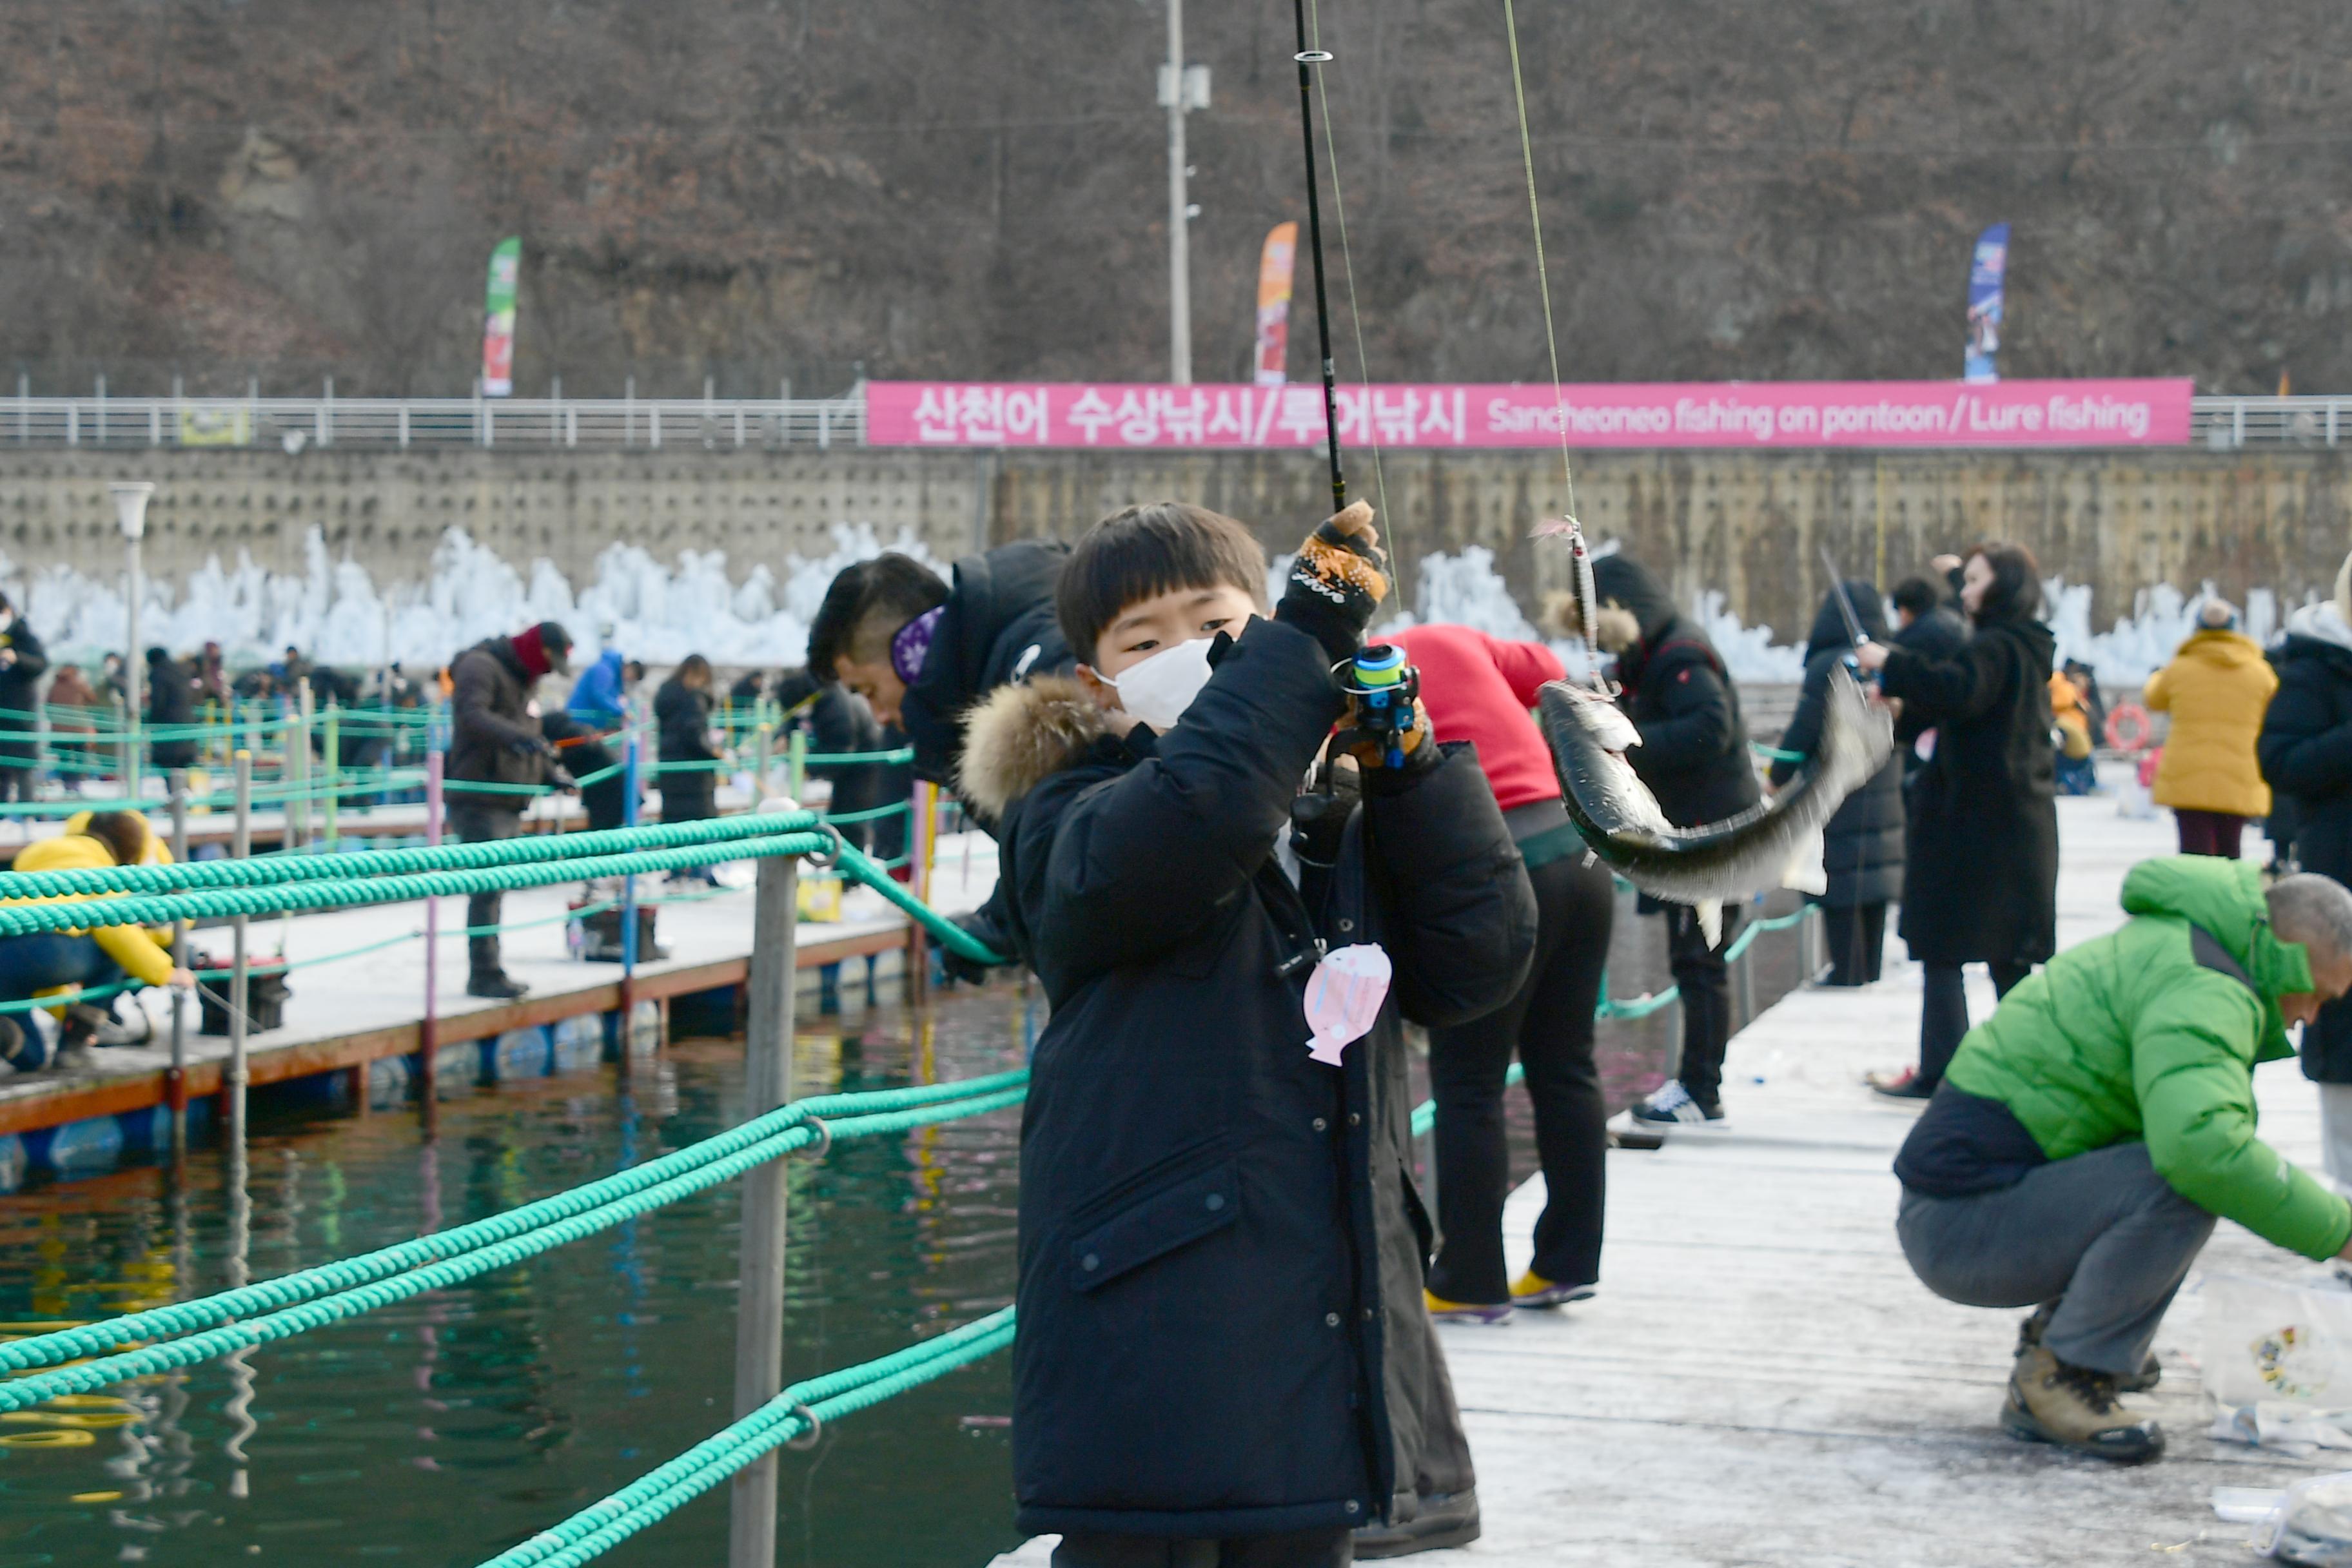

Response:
(994, 784), (2337, 1567)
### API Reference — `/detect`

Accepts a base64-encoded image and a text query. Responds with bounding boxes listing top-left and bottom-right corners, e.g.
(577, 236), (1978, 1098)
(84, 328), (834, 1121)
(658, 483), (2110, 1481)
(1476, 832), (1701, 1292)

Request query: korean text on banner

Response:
(867, 378), (2194, 450)
(1253, 222), (1298, 389)
(482, 237), (521, 398)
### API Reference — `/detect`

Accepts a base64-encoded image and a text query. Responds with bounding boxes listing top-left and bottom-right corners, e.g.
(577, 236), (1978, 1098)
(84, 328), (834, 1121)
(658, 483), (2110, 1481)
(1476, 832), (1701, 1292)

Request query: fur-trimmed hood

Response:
(957, 675), (1124, 821)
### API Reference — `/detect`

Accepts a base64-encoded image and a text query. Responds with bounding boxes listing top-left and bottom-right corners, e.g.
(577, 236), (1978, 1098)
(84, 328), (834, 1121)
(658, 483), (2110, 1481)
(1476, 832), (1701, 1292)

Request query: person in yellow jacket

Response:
(0, 811), (190, 1073)
(2144, 599), (2279, 860)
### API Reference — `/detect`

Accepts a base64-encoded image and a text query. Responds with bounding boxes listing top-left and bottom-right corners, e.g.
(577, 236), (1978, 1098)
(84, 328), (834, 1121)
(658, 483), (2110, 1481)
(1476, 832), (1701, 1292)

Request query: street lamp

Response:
(1159, 1), (1211, 383)
(111, 481), (153, 794)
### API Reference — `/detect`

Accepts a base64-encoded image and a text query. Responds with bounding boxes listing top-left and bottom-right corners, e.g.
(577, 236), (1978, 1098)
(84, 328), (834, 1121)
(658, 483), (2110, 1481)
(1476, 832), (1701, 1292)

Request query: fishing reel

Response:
(1337, 643), (1424, 770)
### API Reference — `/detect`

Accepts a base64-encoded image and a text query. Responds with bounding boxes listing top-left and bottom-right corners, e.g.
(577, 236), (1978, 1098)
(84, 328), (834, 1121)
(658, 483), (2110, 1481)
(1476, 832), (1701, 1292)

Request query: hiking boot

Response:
(2017, 1302), (2161, 1393)
(1352, 1490), (1481, 1558)
(1423, 1289), (1511, 1327)
(2001, 1342), (2164, 1462)
(467, 970), (531, 1000)
(1631, 1079), (1723, 1126)
(1511, 1270), (1597, 1310)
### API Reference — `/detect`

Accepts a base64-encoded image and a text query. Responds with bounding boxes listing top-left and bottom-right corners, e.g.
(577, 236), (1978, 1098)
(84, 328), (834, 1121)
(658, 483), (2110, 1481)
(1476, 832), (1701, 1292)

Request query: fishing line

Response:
(1289, 0), (1346, 511)
(1306, 0), (1404, 611)
(1500, 0), (1581, 529)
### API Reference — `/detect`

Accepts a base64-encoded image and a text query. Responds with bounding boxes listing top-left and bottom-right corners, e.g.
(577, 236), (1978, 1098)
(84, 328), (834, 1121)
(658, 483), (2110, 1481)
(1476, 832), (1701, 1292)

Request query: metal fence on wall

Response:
(0, 393), (867, 452)
(0, 389), (2343, 453)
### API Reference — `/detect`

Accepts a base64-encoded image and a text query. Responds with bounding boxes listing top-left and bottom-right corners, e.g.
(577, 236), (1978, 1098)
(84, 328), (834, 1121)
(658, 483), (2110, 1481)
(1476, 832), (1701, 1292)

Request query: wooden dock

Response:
(0, 831), (998, 1186)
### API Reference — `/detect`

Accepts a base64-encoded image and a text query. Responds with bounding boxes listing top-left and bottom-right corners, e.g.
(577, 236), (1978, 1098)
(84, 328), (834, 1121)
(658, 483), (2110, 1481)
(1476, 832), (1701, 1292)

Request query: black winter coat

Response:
(0, 616), (46, 761)
(1890, 608), (1969, 770)
(981, 617), (1536, 1538)
(1769, 584), (1903, 908)
(2257, 622), (2352, 1081)
(146, 654), (197, 770)
(1879, 616), (2058, 967)
(905, 539), (1073, 794)
(654, 676), (719, 823)
(447, 637), (549, 810)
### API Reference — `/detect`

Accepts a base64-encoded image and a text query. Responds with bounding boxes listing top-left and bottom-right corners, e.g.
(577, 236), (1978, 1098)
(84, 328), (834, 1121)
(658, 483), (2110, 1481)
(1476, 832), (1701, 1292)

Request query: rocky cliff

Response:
(6, 1), (2347, 397)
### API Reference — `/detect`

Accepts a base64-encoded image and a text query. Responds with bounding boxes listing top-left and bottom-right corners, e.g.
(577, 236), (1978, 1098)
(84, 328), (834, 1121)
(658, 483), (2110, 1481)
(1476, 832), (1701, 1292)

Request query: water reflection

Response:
(0, 985), (1032, 1568)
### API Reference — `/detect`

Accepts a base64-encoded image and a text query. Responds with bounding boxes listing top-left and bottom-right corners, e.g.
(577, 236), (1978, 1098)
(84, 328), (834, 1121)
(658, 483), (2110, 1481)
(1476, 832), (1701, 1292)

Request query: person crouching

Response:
(966, 501), (1536, 1565)
(1894, 858), (2352, 1462)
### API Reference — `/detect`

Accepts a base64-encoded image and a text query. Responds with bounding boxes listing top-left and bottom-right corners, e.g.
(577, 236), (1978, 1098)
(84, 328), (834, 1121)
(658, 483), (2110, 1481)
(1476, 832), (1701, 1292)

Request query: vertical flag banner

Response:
(1963, 222), (2009, 384)
(482, 237), (522, 397)
(1253, 222), (1299, 387)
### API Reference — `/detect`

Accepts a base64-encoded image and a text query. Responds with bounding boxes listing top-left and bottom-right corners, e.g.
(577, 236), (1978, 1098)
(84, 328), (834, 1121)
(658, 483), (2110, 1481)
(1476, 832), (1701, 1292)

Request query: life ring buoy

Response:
(2105, 703), (2152, 752)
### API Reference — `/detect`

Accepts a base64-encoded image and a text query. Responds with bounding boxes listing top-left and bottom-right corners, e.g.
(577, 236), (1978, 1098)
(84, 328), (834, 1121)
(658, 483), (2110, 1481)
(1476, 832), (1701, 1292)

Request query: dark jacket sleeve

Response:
(1768, 654), (1832, 788)
(1030, 619), (1342, 983)
(2260, 657), (2352, 800)
(7, 622), (46, 682)
(1362, 743), (1538, 1028)
(1880, 634), (2012, 725)
(1632, 648), (1738, 772)
(452, 651), (538, 754)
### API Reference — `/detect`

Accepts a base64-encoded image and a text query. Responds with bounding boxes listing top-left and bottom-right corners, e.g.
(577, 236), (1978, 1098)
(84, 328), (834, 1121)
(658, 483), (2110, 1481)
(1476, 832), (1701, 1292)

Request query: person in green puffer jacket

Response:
(1895, 858), (2352, 1465)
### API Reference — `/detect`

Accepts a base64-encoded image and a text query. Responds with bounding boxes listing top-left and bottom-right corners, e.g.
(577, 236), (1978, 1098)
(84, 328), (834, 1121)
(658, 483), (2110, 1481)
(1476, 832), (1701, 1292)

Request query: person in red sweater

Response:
(1391, 624), (1616, 1324)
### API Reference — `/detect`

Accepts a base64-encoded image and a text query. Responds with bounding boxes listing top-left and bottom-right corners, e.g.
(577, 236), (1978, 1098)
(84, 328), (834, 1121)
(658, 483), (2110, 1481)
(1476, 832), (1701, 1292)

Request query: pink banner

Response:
(867, 378), (2193, 449)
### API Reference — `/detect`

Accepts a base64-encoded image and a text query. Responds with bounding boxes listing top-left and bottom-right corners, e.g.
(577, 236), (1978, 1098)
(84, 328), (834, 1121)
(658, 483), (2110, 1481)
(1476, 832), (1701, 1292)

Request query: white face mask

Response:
(1097, 636), (1218, 733)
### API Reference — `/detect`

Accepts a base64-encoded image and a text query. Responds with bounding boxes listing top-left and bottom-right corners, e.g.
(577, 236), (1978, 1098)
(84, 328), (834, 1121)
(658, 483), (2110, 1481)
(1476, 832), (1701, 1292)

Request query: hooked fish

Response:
(1538, 662), (1894, 912)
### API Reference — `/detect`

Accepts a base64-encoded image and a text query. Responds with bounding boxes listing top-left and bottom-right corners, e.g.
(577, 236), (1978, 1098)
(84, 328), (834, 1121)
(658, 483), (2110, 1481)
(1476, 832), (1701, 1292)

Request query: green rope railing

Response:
(0, 812), (815, 899)
(0, 1081), (1030, 1409)
(479, 1309), (1017, 1568)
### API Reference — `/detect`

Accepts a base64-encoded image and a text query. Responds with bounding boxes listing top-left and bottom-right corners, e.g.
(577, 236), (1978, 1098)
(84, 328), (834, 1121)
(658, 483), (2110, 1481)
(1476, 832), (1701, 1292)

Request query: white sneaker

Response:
(1629, 1079), (1725, 1126)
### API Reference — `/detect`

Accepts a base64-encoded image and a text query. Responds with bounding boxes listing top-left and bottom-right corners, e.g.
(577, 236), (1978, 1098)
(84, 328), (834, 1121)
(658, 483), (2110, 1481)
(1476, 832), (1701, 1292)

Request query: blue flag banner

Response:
(1964, 222), (2009, 384)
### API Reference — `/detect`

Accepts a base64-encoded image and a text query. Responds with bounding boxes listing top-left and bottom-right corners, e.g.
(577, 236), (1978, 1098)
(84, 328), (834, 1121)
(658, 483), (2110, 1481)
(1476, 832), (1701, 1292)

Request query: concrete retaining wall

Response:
(6, 445), (2348, 638)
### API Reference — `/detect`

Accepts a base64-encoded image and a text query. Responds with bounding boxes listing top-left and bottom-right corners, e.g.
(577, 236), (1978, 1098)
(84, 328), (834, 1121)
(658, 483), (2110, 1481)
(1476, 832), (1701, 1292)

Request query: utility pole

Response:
(1161, 1), (1210, 384)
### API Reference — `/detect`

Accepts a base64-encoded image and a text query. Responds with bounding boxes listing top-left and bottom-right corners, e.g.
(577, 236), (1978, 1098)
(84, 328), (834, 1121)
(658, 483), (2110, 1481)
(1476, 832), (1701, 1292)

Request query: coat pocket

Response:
(1067, 1155), (1240, 1293)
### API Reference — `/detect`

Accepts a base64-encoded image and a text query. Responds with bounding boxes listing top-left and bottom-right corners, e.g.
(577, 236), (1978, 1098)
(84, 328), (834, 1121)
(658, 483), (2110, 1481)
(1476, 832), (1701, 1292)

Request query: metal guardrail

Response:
(2190, 396), (2352, 451)
(0, 390), (2344, 452)
(0, 393), (867, 452)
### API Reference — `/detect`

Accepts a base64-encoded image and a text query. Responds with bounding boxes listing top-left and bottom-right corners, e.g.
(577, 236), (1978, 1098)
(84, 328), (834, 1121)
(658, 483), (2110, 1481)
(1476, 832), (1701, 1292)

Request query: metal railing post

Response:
(729, 850), (799, 1568)
(167, 772), (190, 1163)
(787, 727), (807, 801)
(289, 678), (313, 852)
(226, 750), (252, 1153)
(322, 703), (340, 850)
(2233, 398), (2247, 448)
(620, 718), (642, 1068)
(422, 750), (444, 1130)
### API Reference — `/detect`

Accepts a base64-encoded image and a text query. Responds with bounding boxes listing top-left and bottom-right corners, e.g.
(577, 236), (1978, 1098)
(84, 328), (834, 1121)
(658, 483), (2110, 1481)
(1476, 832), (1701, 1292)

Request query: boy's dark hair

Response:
(807, 555), (950, 682)
(1057, 502), (1268, 665)
(1966, 540), (2043, 624)
(1889, 577), (1942, 619)
(79, 810), (147, 868)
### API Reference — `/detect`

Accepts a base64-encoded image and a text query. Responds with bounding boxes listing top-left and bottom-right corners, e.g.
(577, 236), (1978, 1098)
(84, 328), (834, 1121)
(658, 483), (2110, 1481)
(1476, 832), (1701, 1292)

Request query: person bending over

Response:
(0, 811), (193, 1072)
(807, 539), (1070, 973)
(967, 501), (1535, 1566)
(1894, 859), (2352, 1463)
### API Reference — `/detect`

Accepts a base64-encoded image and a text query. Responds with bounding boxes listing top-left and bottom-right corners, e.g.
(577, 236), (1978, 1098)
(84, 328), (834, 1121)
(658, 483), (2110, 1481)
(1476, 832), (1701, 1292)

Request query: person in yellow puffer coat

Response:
(2145, 599), (2279, 860)
(0, 812), (190, 1072)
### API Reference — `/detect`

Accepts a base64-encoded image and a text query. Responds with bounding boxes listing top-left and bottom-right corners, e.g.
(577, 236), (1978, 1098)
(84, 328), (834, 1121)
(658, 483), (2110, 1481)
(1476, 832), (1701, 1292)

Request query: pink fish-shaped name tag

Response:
(1301, 944), (1393, 1066)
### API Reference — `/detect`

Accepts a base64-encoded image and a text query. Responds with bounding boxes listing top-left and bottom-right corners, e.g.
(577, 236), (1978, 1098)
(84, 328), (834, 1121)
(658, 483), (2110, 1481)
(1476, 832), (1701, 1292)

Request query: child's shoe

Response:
(1630, 1079), (1723, 1126)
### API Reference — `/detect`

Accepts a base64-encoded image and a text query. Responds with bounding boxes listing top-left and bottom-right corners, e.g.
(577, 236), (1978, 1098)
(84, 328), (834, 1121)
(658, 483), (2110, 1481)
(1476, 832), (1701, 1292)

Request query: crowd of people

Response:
(794, 505), (2352, 1562)
(11, 504), (2352, 1532)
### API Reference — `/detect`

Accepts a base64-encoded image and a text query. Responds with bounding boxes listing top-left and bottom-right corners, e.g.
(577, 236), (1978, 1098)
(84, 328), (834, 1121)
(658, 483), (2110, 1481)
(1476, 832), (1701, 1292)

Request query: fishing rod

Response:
(1290, 0), (1345, 511)
(1819, 547), (1874, 651)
